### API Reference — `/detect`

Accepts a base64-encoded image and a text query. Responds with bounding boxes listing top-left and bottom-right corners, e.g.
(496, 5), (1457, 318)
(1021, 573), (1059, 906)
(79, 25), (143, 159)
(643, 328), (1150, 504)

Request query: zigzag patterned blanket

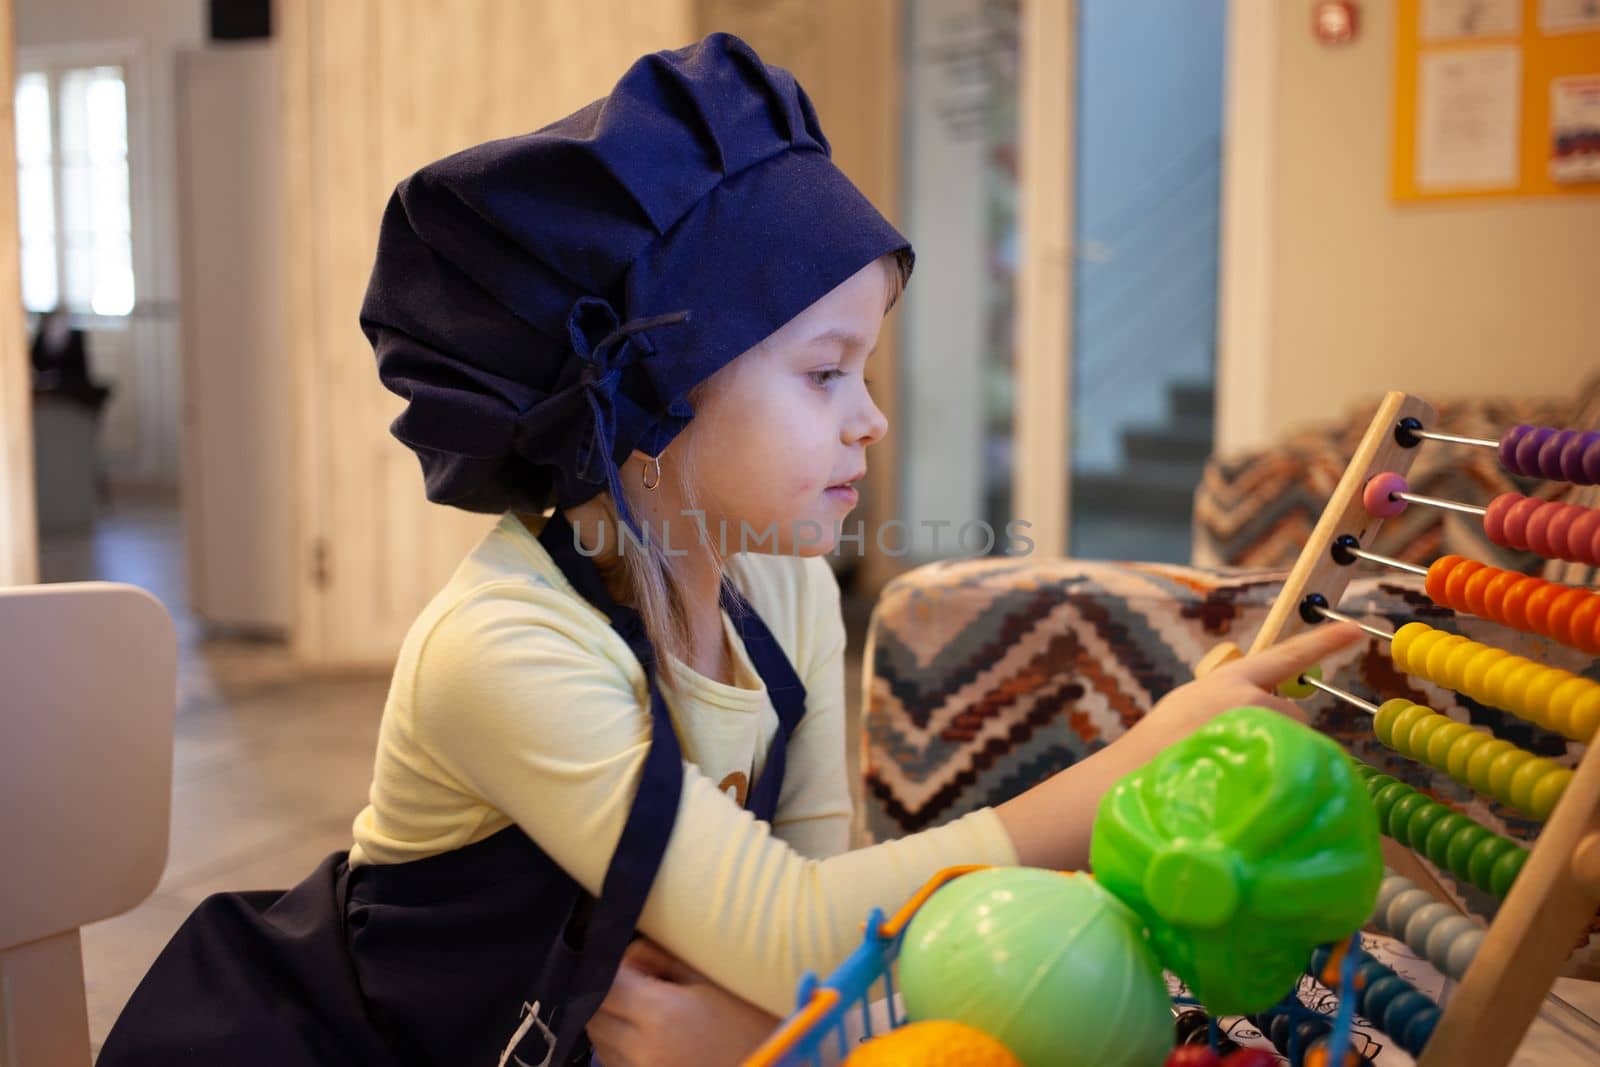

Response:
(862, 557), (1598, 973)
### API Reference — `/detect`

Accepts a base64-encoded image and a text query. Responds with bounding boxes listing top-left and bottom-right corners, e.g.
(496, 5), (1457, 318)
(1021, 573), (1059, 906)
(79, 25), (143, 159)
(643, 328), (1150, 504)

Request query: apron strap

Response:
(721, 582), (806, 823)
(534, 512), (809, 1060)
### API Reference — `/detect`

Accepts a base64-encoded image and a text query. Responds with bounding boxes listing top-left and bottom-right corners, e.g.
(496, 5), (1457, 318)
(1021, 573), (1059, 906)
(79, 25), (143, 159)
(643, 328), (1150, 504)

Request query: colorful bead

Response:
(1388, 621), (1600, 742)
(1357, 767), (1528, 898)
(1362, 472), (1410, 517)
(1482, 493), (1600, 566)
(1425, 557), (1600, 654)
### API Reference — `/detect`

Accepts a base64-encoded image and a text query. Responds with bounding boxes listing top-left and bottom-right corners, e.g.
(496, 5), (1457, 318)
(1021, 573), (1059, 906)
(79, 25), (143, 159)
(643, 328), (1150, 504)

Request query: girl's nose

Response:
(847, 387), (889, 447)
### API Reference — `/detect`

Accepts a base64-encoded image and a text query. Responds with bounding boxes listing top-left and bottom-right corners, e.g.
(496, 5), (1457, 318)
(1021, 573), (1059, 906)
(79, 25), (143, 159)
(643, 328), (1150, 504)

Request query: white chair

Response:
(0, 582), (176, 1066)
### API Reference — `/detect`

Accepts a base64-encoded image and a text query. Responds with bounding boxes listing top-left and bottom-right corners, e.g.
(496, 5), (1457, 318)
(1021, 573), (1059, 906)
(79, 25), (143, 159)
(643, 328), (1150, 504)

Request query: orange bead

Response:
(1425, 557), (1458, 604)
(1482, 569), (1520, 623)
(1566, 593), (1600, 655)
(1523, 580), (1561, 635)
(1501, 579), (1534, 630)
(1544, 587), (1585, 646)
(1445, 558), (1485, 610)
(1462, 565), (1497, 618)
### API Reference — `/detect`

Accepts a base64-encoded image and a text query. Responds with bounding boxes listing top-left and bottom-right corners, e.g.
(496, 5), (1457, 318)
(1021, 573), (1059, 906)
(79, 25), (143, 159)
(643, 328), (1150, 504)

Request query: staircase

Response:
(1071, 380), (1214, 561)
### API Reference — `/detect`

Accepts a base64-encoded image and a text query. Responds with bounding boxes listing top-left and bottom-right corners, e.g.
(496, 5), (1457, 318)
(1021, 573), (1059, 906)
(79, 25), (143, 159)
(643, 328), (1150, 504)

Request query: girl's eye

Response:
(808, 368), (845, 387)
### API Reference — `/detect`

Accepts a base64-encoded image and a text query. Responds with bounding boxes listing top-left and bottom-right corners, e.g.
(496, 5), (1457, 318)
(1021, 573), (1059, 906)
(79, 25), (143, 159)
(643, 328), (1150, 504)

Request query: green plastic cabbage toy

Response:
(1089, 705), (1382, 1015)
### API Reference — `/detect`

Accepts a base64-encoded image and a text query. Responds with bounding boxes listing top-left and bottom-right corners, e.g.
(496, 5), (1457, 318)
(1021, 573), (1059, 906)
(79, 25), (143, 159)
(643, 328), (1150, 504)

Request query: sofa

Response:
(859, 380), (1600, 973)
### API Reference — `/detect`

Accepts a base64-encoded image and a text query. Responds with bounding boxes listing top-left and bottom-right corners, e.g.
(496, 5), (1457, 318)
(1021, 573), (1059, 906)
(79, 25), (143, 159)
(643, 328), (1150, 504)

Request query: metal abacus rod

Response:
(1393, 417), (1600, 486)
(1328, 531), (1600, 655)
(1296, 669), (1573, 821)
(1362, 472), (1600, 567)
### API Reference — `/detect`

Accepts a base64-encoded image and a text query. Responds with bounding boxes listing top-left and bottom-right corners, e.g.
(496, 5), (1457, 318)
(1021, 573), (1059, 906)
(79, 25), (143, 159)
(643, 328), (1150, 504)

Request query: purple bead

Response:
(1514, 426), (1554, 477)
(1583, 432), (1600, 485)
(1544, 429), (1579, 482)
(1500, 425), (1528, 472)
(1557, 430), (1587, 483)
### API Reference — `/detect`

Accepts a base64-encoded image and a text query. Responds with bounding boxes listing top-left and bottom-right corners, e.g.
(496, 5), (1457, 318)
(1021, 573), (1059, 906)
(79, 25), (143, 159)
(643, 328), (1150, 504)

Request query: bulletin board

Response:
(1393, 0), (1600, 201)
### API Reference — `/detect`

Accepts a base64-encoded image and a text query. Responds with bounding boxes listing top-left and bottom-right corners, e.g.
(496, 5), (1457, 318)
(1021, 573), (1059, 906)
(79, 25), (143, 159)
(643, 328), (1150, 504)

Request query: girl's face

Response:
(651, 257), (894, 557)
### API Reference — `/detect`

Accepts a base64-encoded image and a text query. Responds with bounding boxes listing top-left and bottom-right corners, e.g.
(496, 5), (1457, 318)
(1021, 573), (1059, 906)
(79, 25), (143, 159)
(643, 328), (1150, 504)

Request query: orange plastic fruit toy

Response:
(843, 1019), (1022, 1066)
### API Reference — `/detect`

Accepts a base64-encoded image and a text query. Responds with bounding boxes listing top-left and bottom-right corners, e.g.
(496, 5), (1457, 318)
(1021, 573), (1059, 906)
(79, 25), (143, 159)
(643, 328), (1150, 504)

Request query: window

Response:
(14, 61), (135, 317)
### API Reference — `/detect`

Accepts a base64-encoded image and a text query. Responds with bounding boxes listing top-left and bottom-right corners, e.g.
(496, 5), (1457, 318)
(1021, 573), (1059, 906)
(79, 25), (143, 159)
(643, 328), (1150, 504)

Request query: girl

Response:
(99, 32), (1358, 1067)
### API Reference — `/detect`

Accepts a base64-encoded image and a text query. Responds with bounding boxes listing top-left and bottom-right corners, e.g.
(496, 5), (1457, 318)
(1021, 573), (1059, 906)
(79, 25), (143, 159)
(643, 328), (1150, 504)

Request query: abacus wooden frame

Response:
(1199, 391), (1600, 1067)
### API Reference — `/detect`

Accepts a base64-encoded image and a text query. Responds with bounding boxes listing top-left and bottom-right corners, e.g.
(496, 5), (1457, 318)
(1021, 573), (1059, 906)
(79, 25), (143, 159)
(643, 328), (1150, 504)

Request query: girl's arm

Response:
(993, 622), (1363, 871)
(409, 583), (1359, 1018)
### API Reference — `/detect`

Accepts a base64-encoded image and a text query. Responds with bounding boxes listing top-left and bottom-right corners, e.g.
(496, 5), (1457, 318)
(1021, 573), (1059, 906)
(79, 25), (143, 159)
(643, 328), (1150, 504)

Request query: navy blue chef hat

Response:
(360, 32), (914, 532)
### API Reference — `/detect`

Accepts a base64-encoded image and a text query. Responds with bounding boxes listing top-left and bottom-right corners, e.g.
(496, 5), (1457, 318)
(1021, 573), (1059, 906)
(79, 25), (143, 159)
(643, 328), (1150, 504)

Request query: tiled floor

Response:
(37, 492), (867, 1053)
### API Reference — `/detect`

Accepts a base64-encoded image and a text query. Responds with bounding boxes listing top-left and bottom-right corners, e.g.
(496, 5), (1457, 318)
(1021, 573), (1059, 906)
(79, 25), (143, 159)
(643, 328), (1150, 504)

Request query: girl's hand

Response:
(995, 621), (1366, 872)
(587, 938), (781, 1067)
(1134, 621), (1365, 740)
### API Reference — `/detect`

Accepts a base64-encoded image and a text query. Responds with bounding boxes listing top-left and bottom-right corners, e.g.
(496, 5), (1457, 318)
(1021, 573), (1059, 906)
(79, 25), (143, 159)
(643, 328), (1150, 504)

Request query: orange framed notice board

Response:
(1394, 0), (1600, 201)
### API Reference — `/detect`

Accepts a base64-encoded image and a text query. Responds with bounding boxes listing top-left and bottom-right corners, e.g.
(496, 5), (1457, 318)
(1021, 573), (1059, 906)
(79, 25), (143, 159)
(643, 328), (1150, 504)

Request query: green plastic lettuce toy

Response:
(1090, 705), (1382, 1015)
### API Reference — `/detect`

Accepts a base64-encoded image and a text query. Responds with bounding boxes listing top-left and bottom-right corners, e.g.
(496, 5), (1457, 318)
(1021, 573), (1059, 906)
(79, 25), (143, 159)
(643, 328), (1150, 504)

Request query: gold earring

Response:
(642, 454), (662, 490)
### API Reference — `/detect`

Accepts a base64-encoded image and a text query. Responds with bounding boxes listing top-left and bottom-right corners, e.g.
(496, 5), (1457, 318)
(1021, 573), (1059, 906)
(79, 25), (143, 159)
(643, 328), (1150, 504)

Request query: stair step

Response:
(1170, 381), (1216, 419)
(1074, 462), (1201, 521)
(1122, 416), (1215, 463)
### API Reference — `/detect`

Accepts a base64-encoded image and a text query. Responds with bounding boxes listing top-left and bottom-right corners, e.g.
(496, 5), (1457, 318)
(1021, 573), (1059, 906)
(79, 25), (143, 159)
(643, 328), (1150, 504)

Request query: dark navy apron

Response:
(97, 510), (807, 1066)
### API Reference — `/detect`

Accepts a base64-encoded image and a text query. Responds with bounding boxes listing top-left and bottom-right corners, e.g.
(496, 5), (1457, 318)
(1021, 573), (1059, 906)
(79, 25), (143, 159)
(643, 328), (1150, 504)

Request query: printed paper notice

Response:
(1416, 46), (1521, 190)
(1540, 0), (1600, 34)
(1551, 75), (1600, 182)
(1421, 0), (1521, 41)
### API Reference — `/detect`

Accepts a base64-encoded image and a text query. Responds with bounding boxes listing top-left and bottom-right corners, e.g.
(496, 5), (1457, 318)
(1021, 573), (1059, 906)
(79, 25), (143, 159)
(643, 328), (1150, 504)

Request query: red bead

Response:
(1221, 1051), (1280, 1067)
(1165, 1047), (1224, 1067)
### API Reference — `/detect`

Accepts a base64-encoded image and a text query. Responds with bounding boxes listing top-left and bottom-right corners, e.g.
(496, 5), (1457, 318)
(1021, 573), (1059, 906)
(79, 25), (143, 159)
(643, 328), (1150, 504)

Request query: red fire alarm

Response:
(1313, 1), (1359, 44)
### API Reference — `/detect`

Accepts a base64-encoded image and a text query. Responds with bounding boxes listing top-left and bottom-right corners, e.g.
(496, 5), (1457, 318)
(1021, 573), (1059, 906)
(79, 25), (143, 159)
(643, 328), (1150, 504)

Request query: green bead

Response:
(1444, 822), (1491, 872)
(1490, 848), (1528, 898)
(1468, 836), (1515, 889)
(1372, 781), (1411, 824)
(1404, 803), (1448, 849)
(1425, 812), (1471, 864)
(1389, 793), (1433, 847)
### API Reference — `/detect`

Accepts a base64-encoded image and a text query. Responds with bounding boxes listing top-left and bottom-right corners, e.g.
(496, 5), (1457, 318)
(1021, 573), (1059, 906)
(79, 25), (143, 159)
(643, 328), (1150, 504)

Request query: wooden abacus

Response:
(1198, 392), (1600, 1066)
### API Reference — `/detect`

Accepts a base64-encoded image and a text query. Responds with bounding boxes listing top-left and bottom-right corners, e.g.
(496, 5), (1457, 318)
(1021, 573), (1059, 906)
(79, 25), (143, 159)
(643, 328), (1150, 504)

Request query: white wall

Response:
(16, 0), (203, 488)
(901, 0), (989, 553)
(1218, 0), (1599, 458)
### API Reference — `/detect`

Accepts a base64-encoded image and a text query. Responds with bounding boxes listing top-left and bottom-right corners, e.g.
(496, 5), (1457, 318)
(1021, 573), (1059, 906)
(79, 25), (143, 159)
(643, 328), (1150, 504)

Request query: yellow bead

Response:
(1460, 646), (1509, 696)
(1466, 739), (1511, 792)
(1522, 663), (1567, 715)
(1392, 622), (1429, 671)
(1277, 663), (1321, 700)
(1529, 768), (1572, 820)
(1393, 702), (1434, 755)
(1426, 720), (1471, 767)
(1373, 698), (1412, 747)
(1444, 640), (1480, 688)
(1565, 686), (1600, 742)
(1426, 636), (1467, 686)
(1508, 757), (1554, 812)
(1544, 678), (1588, 737)
(1445, 729), (1491, 780)
(1487, 747), (1531, 797)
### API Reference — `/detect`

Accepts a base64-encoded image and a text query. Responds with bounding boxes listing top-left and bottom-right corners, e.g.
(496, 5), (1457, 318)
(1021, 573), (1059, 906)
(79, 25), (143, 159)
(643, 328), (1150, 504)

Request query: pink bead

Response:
(1573, 510), (1600, 566)
(1484, 493), (1518, 547)
(1547, 504), (1579, 559)
(1505, 496), (1543, 550)
(1364, 472), (1410, 517)
(1526, 499), (1557, 558)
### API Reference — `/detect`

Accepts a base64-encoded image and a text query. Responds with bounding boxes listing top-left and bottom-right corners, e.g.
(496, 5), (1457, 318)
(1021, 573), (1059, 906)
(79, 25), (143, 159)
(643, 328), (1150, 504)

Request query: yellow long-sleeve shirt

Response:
(349, 511), (1018, 1015)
